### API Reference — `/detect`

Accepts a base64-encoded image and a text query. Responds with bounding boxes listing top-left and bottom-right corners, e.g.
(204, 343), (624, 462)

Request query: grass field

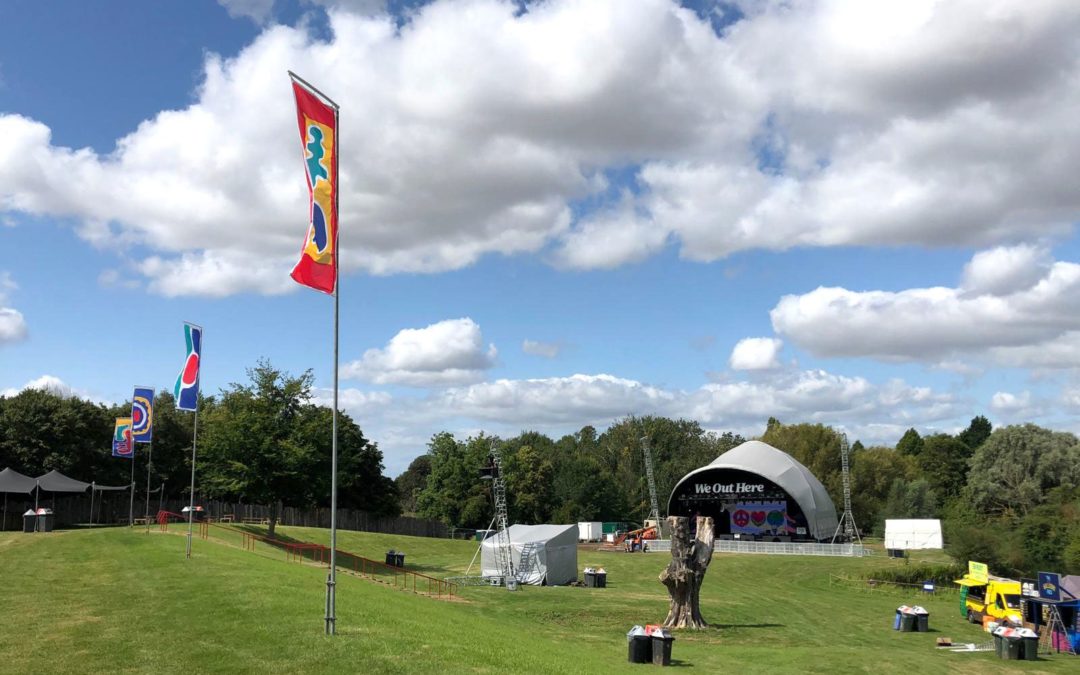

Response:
(0, 525), (1073, 674)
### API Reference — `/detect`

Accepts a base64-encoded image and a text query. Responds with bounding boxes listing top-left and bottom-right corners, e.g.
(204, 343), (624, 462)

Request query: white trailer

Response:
(578, 521), (602, 542)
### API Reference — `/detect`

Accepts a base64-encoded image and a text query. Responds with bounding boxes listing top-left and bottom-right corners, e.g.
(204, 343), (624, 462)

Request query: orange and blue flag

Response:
(112, 417), (133, 458)
(290, 74), (338, 295)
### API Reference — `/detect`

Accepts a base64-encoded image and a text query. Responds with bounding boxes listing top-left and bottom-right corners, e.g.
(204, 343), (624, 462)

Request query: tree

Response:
(965, 424), (1080, 517)
(197, 360), (400, 534)
(396, 455), (432, 514)
(415, 433), (494, 529)
(959, 415), (992, 450)
(896, 428), (924, 457)
(916, 434), (972, 499)
(881, 478), (938, 520)
(850, 446), (917, 533)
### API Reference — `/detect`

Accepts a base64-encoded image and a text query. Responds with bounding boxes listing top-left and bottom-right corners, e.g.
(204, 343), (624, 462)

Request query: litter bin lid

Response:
(35, 508), (53, 515)
(23, 509), (36, 516)
(627, 625), (647, 638)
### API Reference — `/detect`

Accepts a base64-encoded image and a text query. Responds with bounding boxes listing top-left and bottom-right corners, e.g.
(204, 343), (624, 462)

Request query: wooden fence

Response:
(0, 492), (446, 539)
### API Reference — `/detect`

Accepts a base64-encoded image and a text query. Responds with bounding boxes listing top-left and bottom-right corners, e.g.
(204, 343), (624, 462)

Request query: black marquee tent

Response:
(1, 467), (129, 530)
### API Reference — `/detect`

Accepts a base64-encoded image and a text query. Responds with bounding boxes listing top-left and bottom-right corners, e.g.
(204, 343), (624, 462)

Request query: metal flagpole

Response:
(325, 100), (341, 637)
(144, 441), (153, 519)
(288, 70), (341, 635)
(186, 406), (199, 558)
(90, 483), (95, 528)
(128, 443), (136, 526)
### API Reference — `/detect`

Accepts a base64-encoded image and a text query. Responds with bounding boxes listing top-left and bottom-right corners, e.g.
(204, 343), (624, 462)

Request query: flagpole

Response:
(90, 483), (95, 528)
(186, 405), (198, 558)
(144, 441), (153, 531)
(128, 445), (136, 526)
(325, 100), (341, 637)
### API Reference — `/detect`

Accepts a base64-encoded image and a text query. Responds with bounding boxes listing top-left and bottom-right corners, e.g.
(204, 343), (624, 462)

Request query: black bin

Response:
(651, 635), (675, 666)
(595, 572), (607, 588)
(627, 635), (651, 664)
(584, 571), (596, 587)
(38, 510), (54, 532)
(1003, 636), (1023, 660)
(994, 634), (1004, 658)
(385, 550), (396, 566)
(1021, 635), (1039, 661)
(22, 510), (37, 533)
(916, 612), (929, 632)
(395, 553), (405, 568)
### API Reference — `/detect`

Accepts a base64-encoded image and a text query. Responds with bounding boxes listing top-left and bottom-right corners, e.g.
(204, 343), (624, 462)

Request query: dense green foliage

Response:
(0, 362), (398, 519)
(416, 417), (744, 529)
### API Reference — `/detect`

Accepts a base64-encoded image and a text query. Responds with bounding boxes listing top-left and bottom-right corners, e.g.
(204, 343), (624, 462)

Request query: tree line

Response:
(4, 360), (1077, 576)
(400, 415), (1080, 576)
(0, 360), (399, 533)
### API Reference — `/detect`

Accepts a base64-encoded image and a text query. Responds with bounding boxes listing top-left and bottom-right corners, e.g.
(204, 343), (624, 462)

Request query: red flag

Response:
(290, 75), (338, 294)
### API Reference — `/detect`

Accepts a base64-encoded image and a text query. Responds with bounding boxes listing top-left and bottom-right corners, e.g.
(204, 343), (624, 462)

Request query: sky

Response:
(2, 0), (1080, 475)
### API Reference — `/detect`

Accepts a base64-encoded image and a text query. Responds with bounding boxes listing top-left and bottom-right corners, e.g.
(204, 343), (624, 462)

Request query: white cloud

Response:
(343, 317), (497, 387)
(330, 366), (962, 471)
(961, 244), (1051, 296)
(1, 375), (82, 399)
(0, 272), (27, 345)
(989, 390), (1038, 419)
(729, 337), (782, 370)
(432, 373), (676, 425)
(217, 0), (276, 24)
(2, 1), (1074, 292)
(522, 339), (561, 359)
(771, 246), (1080, 363)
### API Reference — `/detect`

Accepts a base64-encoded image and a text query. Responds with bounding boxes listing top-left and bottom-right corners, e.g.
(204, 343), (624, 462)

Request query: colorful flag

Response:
(290, 74), (338, 295)
(174, 322), (202, 411)
(112, 417), (133, 458)
(131, 386), (154, 443)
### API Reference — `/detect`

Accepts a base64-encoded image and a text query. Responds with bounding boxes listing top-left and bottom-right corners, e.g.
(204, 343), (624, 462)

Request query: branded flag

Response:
(112, 417), (134, 458)
(290, 74), (338, 295)
(175, 322), (202, 411)
(132, 386), (154, 443)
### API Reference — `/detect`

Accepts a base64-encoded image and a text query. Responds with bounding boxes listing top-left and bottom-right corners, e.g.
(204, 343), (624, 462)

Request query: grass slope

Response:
(0, 526), (1073, 674)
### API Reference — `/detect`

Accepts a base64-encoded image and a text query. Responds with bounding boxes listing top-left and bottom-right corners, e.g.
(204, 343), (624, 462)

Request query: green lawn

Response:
(0, 526), (1073, 674)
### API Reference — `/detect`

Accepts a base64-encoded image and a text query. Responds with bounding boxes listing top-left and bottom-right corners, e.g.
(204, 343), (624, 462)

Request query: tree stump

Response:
(659, 515), (714, 629)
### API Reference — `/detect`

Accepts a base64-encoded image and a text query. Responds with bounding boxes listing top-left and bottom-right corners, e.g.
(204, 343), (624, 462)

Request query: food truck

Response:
(955, 561), (1022, 626)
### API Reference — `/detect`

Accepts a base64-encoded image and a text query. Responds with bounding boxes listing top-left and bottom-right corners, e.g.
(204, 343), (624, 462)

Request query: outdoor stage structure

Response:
(667, 440), (839, 543)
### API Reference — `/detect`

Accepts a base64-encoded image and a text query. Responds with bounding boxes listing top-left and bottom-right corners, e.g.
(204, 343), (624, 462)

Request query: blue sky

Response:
(2, 0), (1080, 474)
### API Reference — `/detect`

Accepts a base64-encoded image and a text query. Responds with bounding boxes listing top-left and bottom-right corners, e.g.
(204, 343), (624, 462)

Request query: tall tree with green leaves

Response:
(916, 434), (972, 500)
(965, 424), (1080, 517)
(895, 428), (924, 457)
(958, 415), (992, 450)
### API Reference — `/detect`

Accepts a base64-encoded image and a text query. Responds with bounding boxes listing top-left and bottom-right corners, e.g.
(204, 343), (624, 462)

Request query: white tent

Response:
(884, 519), (943, 550)
(481, 524), (578, 586)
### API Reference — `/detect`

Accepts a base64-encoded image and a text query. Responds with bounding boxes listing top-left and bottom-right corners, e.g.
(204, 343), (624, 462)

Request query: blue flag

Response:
(132, 386), (154, 443)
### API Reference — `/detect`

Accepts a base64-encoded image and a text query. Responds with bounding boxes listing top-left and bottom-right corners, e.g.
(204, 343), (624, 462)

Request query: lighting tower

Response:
(642, 435), (662, 534)
(831, 432), (862, 544)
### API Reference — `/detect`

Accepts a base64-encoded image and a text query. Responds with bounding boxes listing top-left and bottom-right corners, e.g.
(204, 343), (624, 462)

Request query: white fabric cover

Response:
(884, 519), (943, 549)
(481, 523), (578, 586)
(667, 440), (839, 540)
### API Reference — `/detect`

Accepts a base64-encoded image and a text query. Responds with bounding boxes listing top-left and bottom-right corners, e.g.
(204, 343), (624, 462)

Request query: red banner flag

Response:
(290, 75), (338, 294)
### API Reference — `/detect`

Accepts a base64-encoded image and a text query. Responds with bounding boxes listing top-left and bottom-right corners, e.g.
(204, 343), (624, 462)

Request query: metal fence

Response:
(644, 539), (869, 557)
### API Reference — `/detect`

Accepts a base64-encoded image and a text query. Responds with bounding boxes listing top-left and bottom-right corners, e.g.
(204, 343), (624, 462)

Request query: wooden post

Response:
(659, 515), (715, 629)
